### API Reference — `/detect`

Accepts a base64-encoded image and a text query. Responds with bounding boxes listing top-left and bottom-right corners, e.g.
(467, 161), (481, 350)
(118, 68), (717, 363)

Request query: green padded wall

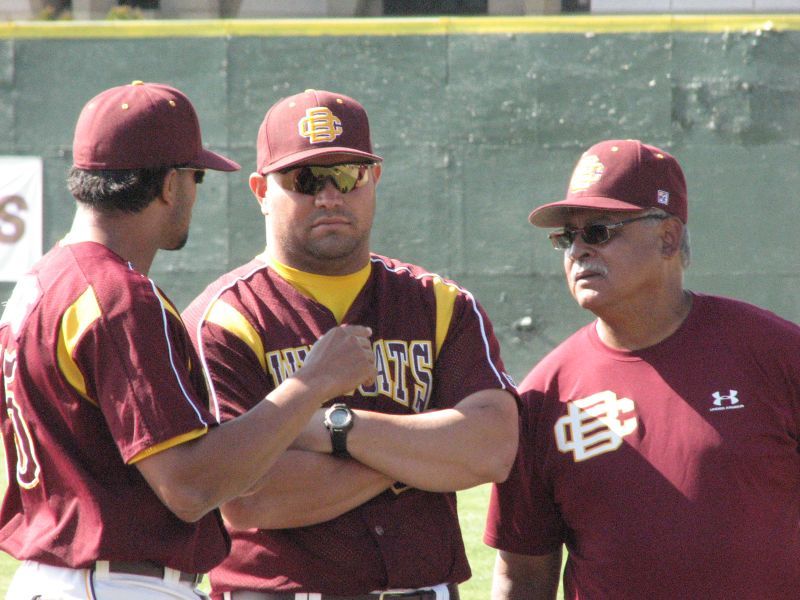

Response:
(0, 15), (798, 380)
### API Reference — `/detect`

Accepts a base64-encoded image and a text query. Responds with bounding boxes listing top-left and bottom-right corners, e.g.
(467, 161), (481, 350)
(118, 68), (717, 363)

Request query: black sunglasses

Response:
(273, 163), (373, 196)
(175, 167), (205, 185)
(549, 214), (669, 250)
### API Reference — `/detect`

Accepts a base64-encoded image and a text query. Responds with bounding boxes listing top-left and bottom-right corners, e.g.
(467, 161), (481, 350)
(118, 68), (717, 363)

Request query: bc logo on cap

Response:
(569, 154), (605, 193)
(299, 107), (343, 144)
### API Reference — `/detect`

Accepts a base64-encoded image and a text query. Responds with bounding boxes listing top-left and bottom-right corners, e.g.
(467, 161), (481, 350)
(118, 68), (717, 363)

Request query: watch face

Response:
(329, 409), (351, 428)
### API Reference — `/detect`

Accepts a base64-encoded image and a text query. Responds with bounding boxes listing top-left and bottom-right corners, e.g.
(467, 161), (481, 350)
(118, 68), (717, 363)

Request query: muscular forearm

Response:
(351, 392), (517, 491)
(296, 389), (519, 492)
(221, 449), (393, 529)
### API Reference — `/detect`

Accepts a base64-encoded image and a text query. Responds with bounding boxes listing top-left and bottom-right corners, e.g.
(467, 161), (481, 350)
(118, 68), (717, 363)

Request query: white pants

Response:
(222, 583), (452, 600)
(6, 560), (208, 600)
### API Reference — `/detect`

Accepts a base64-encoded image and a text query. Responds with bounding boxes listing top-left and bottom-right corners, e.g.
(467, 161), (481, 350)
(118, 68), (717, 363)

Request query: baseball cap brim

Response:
(186, 147), (240, 172)
(528, 196), (648, 227)
(261, 147), (382, 174)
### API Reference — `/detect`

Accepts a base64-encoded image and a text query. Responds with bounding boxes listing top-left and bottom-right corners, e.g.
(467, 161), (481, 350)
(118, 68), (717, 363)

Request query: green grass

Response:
(0, 442), (14, 595)
(457, 483), (495, 600)
(0, 551), (15, 596)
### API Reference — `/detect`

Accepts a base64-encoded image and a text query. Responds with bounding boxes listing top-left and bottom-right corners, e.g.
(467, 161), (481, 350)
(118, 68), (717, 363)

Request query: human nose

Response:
(314, 179), (346, 208)
(565, 231), (594, 261)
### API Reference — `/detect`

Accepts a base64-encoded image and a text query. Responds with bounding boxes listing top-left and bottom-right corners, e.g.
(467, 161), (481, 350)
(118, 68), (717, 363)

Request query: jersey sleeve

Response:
(431, 288), (515, 409)
(190, 298), (273, 423)
(484, 380), (565, 555)
(70, 280), (213, 463)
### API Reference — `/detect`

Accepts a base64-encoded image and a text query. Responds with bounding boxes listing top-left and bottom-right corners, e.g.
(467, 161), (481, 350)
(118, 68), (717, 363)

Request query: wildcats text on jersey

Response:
(188, 254), (515, 426)
(266, 338), (434, 412)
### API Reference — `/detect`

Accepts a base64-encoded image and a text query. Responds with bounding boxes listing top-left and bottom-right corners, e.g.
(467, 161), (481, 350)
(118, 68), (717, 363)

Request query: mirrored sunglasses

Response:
(175, 167), (205, 184)
(548, 214), (668, 250)
(273, 163), (373, 196)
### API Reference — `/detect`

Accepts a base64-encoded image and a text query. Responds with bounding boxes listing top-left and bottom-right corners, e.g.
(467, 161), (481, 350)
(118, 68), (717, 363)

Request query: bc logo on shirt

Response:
(554, 391), (637, 461)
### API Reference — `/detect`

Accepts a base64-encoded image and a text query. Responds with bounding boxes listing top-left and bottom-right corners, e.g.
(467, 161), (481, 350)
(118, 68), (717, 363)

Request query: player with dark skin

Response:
(0, 81), (376, 600)
(184, 89), (519, 600)
(485, 139), (800, 600)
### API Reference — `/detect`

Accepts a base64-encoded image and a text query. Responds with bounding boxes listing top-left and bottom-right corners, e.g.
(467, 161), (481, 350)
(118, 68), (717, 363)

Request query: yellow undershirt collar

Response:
(263, 251), (371, 324)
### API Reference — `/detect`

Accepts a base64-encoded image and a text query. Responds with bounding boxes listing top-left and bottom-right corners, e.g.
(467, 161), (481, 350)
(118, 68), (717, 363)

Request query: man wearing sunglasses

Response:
(183, 89), (519, 600)
(0, 81), (378, 600)
(484, 139), (800, 599)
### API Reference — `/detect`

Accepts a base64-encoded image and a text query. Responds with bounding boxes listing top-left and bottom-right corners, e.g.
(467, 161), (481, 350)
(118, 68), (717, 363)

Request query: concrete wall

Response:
(0, 15), (797, 381)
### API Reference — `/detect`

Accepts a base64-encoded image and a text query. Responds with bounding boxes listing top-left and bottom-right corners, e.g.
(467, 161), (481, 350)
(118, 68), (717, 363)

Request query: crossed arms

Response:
(221, 388), (518, 529)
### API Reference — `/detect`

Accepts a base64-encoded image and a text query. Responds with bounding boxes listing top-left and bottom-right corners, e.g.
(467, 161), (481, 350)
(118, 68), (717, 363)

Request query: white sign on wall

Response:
(0, 157), (43, 282)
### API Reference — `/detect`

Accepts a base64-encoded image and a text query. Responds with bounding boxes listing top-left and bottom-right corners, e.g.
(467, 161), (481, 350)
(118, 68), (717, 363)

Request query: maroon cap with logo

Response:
(529, 139), (688, 227)
(73, 81), (239, 171)
(256, 89), (382, 174)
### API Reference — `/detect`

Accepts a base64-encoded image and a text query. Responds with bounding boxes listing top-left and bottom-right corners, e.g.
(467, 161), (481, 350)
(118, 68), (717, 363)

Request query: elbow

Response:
(221, 495), (289, 530)
(483, 435), (518, 483)
(220, 501), (261, 530)
(472, 390), (520, 483)
(484, 414), (519, 483)
(173, 508), (209, 524)
(462, 434), (517, 486)
(490, 445), (516, 483)
(168, 498), (216, 524)
(158, 487), (219, 523)
(134, 443), (230, 523)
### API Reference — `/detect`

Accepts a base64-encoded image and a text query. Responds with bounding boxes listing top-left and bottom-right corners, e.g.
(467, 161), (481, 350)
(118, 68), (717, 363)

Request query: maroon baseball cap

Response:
(256, 89), (382, 174)
(73, 80), (239, 171)
(529, 139), (688, 227)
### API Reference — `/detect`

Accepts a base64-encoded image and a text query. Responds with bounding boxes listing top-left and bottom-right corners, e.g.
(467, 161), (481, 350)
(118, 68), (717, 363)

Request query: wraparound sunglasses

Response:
(273, 163), (374, 196)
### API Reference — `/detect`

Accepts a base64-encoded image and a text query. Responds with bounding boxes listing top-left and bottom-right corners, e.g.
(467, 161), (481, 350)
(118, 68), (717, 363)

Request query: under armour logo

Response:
(554, 391), (637, 462)
(298, 107), (343, 144)
(710, 390), (743, 412)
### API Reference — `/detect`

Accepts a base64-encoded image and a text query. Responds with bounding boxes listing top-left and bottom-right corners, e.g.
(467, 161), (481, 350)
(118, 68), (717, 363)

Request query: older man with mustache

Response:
(484, 139), (800, 600)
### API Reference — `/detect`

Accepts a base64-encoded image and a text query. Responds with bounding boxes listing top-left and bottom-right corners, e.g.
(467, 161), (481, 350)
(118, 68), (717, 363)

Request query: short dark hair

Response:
(66, 166), (171, 214)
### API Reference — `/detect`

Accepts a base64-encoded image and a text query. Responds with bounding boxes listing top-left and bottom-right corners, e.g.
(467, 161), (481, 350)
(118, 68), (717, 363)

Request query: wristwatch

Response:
(323, 403), (354, 458)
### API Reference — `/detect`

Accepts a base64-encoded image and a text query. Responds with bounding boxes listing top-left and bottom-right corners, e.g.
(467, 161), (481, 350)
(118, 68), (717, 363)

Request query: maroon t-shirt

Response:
(485, 293), (800, 599)
(0, 242), (229, 572)
(183, 253), (516, 596)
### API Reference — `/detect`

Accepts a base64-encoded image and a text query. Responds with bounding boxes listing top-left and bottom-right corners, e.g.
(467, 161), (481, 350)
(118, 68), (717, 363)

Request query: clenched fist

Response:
(295, 325), (377, 401)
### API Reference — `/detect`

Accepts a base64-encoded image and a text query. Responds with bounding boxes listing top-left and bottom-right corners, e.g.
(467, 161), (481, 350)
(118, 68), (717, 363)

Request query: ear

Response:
(660, 217), (684, 259)
(249, 173), (268, 215)
(158, 168), (179, 206)
(371, 163), (382, 186)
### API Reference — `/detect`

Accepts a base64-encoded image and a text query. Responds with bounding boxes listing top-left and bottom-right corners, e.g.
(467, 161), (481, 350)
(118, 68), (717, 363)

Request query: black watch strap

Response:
(330, 429), (350, 458)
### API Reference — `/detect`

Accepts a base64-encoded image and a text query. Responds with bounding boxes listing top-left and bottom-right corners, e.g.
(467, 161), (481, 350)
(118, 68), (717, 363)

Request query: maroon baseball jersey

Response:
(485, 293), (800, 599)
(182, 252), (515, 596)
(0, 241), (229, 572)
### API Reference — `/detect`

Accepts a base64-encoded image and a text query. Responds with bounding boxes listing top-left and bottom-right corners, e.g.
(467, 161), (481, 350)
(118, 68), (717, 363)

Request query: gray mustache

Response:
(571, 260), (608, 277)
